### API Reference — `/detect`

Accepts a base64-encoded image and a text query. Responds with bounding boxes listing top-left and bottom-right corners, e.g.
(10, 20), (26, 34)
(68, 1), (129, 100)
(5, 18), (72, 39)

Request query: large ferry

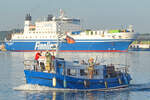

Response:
(5, 10), (137, 52)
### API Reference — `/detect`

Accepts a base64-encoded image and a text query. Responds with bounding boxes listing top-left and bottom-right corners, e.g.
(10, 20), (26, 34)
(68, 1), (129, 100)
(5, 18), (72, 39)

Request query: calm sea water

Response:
(1, 51), (150, 100)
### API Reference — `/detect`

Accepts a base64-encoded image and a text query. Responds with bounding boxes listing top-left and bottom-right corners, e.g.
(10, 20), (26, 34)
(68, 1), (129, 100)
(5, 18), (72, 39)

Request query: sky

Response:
(0, 0), (150, 33)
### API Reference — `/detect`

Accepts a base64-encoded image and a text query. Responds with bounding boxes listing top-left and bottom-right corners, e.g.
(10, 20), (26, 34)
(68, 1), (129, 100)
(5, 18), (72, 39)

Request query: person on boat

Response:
(81, 60), (87, 65)
(45, 50), (52, 73)
(88, 57), (95, 79)
(34, 51), (42, 63)
(38, 55), (46, 72)
(51, 55), (55, 72)
(34, 51), (42, 70)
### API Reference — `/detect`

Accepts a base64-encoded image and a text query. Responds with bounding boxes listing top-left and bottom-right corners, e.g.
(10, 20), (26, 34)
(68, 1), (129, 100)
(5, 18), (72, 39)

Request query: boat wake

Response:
(13, 84), (78, 92)
(14, 84), (52, 91)
(14, 83), (150, 92)
(13, 84), (127, 92)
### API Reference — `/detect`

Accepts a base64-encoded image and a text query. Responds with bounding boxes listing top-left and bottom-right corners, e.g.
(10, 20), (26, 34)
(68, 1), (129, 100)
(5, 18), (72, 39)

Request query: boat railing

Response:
(104, 65), (129, 78)
(115, 66), (129, 73)
(24, 60), (36, 70)
(106, 64), (129, 73)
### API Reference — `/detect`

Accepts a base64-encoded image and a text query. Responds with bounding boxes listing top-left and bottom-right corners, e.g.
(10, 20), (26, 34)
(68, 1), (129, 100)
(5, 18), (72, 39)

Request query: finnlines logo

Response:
(34, 42), (56, 50)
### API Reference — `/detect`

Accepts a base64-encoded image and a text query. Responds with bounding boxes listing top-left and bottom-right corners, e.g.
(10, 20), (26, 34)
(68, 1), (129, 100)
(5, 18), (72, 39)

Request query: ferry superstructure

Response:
(5, 11), (137, 52)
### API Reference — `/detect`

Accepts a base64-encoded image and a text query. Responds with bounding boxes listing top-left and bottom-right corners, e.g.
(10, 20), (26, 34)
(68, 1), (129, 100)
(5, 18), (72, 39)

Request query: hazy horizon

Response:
(0, 0), (150, 33)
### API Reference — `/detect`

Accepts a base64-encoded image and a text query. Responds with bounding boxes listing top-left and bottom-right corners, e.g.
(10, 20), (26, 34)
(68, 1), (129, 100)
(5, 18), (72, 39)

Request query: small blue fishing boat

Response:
(24, 57), (132, 91)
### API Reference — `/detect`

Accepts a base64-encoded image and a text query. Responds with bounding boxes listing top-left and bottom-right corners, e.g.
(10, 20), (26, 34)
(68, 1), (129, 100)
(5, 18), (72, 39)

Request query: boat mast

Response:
(56, 9), (65, 58)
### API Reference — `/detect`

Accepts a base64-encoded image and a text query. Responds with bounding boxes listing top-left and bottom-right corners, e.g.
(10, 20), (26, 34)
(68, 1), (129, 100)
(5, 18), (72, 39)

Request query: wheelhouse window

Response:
(94, 69), (99, 75)
(80, 69), (88, 76)
(67, 69), (76, 76)
(73, 60), (79, 64)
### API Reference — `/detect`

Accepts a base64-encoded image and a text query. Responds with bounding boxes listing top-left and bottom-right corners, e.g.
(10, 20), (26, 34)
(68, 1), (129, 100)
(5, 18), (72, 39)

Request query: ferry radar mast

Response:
(59, 8), (65, 19)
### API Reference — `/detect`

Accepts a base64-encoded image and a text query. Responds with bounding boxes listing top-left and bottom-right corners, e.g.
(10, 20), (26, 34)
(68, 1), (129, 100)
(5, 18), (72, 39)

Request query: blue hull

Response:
(24, 70), (131, 90)
(5, 39), (133, 52)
